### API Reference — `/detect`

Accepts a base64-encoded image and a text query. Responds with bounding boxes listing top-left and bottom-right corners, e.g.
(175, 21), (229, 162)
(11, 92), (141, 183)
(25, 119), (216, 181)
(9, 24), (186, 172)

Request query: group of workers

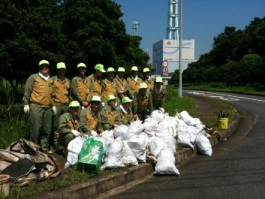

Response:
(22, 60), (166, 152)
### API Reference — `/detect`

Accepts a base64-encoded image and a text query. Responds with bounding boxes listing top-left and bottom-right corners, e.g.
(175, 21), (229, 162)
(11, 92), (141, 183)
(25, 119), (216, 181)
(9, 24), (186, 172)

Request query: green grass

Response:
(164, 85), (195, 116)
(8, 166), (96, 198)
(183, 83), (265, 96)
(0, 116), (29, 149)
(7, 164), (135, 199)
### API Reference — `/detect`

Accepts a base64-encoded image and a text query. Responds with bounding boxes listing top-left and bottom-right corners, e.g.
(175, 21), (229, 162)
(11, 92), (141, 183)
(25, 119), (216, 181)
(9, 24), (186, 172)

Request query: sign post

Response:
(162, 60), (168, 76)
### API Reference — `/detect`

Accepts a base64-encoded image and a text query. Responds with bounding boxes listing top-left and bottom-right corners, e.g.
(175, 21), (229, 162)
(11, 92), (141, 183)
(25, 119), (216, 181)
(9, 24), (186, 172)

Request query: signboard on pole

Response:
(162, 60), (168, 75)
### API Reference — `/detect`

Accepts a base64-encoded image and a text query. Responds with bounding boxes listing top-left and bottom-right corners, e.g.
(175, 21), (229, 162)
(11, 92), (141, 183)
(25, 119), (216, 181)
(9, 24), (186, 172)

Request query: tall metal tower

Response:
(166, 0), (179, 40)
(132, 21), (140, 36)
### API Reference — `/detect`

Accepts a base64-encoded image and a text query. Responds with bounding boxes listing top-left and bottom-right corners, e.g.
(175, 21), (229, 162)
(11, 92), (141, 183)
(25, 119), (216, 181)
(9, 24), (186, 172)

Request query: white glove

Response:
(52, 106), (57, 115)
(71, 130), (80, 137)
(91, 130), (98, 137)
(24, 105), (30, 114)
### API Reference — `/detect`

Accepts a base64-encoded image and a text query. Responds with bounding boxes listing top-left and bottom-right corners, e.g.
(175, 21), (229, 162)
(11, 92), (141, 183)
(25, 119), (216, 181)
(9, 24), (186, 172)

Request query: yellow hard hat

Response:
(106, 94), (116, 102)
(131, 66), (138, 71)
(94, 64), (106, 72)
(69, 100), (80, 108)
(107, 67), (115, 73)
(155, 76), (163, 83)
(139, 82), (148, 89)
(122, 97), (133, 104)
(90, 96), (101, 102)
(39, 60), (49, 66)
(77, 63), (86, 68)
(118, 67), (125, 72)
(56, 62), (66, 69)
(143, 68), (150, 73)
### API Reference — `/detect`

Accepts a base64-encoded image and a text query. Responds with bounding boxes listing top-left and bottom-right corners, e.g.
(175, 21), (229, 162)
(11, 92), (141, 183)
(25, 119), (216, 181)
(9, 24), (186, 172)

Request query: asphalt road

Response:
(104, 92), (265, 199)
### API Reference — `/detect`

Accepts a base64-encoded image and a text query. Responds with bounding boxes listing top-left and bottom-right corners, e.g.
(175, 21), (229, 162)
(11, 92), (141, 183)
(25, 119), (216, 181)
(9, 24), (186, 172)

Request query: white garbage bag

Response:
(155, 125), (176, 153)
(149, 137), (167, 158)
(66, 136), (86, 167)
(178, 111), (197, 126)
(121, 141), (138, 166)
(143, 117), (158, 133)
(151, 110), (165, 124)
(101, 130), (114, 146)
(195, 132), (213, 156)
(154, 148), (180, 175)
(113, 125), (129, 140)
(101, 139), (124, 169)
(127, 133), (148, 163)
(176, 128), (194, 150)
(159, 116), (177, 137)
(128, 120), (144, 137)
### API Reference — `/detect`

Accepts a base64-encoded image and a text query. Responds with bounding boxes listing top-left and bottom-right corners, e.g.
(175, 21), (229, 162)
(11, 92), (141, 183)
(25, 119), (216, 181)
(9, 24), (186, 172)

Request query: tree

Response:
(239, 54), (262, 86)
(61, 0), (149, 76)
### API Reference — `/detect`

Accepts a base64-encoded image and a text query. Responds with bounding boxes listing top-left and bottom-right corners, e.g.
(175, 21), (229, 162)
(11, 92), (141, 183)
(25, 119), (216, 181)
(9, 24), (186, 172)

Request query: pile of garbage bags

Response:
(67, 109), (213, 176)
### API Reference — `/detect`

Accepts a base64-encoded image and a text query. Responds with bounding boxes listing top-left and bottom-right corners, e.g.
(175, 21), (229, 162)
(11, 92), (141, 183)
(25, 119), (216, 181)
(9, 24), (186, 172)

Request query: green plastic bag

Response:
(77, 137), (104, 175)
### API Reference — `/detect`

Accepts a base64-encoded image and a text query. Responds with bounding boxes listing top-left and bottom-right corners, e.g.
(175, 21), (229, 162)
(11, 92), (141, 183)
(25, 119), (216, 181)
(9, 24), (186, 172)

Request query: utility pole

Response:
(178, 0), (182, 97)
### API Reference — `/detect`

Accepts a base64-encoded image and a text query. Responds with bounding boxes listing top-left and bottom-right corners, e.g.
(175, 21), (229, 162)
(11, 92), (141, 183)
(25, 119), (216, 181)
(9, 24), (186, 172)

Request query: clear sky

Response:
(114, 0), (265, 60)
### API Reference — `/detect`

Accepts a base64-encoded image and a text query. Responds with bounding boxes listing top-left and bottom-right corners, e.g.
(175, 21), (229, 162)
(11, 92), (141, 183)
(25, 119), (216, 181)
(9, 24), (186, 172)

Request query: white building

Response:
(152, 39), (196, 77)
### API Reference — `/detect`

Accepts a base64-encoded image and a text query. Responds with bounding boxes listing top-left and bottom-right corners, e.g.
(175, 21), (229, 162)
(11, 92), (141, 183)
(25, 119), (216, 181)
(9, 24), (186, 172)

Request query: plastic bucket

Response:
(0, 174), (10, 197)
(219, 117), (229, 129)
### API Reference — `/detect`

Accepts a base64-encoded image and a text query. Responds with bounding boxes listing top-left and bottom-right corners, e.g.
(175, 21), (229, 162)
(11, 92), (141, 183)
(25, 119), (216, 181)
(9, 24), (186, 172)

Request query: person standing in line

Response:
(117, 96), (134, 125)
(152, 76), (166, 110)
(70, 63), (90, 108)
(132, 82), (153, 121)
(114, 67), (129, 103)
(57, 101), (81, 148)
(142, 67), (154, 91)
(79, 96), (103, 137)
(100, 94), (121, 130)
(23, 60), (56, 152)
(102, 67), (117, 103)
(87, 63), (106, 101)
(50, 62), (71, 148)
(127, 66), (142, 99)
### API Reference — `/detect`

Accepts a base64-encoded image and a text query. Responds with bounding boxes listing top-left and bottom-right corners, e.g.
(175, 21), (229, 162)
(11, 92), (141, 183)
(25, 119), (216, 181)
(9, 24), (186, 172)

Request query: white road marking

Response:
(187, 91), (265, 103)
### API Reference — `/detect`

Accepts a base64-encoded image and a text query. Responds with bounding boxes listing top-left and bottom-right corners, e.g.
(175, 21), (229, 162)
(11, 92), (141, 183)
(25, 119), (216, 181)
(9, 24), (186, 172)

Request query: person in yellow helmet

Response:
(127, 66), (142, 98)
(100, 94), (121, 130)
(114, 67), (129, 103)
(117, 96), (134, 125)
(50, 62), (71, 148)
(22, 59), (56, 152)
(70, 63), (90, 108)
(80, 96), (103, 136)
(132, 82), (153, 121)
(87, 63), (106, 100)
(102, 67), (118, 103)
(142, 67), (154, 91)
(58, 101), (82, 148)
(152, 76), (166, 110)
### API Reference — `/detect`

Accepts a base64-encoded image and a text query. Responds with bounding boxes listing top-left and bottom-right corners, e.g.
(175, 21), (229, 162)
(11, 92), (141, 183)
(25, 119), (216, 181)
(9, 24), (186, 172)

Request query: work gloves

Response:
(71, 129), (80, 137)
(24, 105), (57, 115)
(24, 105), (30, 114)
(91, 130), (98, 137)
(52, 106), (57, 115)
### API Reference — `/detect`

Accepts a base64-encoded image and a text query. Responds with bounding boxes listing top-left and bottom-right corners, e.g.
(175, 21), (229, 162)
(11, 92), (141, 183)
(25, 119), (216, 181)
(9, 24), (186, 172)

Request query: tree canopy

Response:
(0, 0), (149, 84)
(177, 17), (265, 86)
